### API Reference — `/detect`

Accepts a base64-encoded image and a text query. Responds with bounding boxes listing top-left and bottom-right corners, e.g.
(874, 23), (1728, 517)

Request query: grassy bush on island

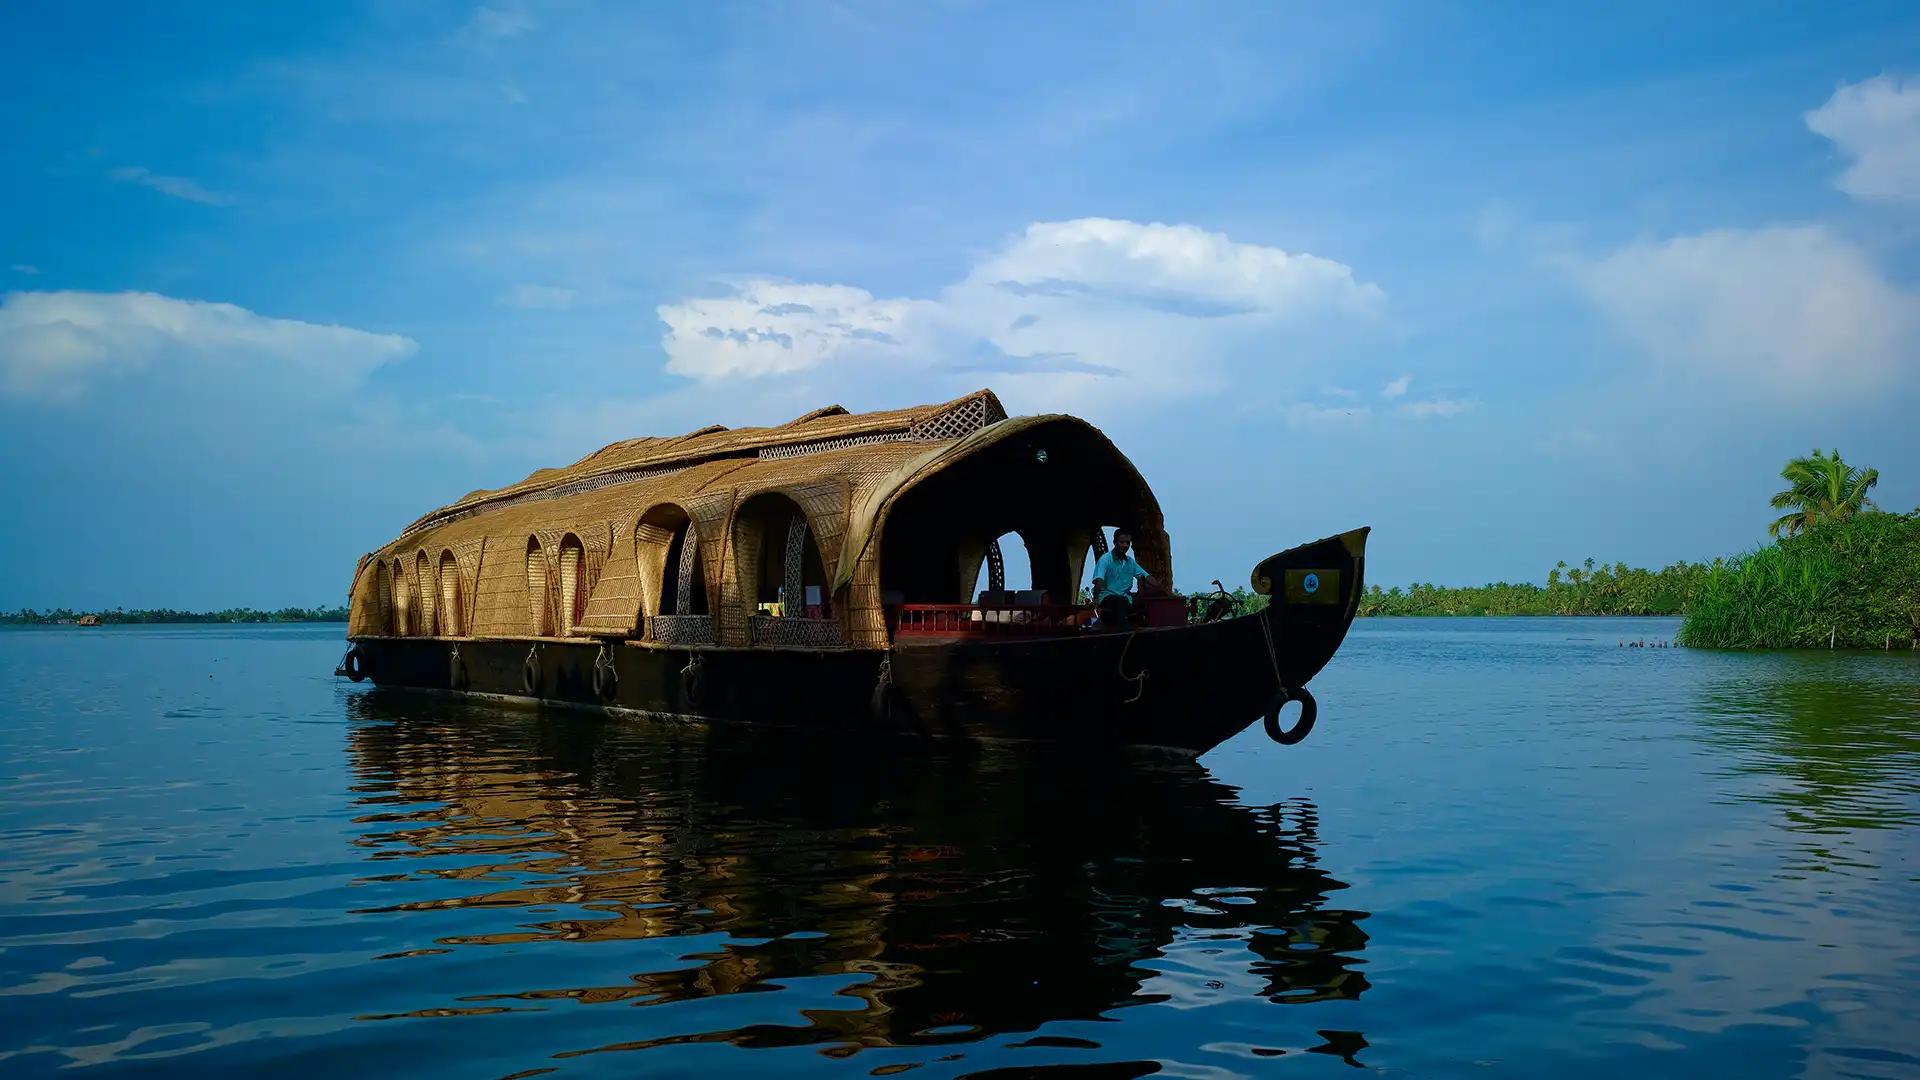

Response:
(1680, 449), (1919, 649)
(1678, 511), (1920, 649)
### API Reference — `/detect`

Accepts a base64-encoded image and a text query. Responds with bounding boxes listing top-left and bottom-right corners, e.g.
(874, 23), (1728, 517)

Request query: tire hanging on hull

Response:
(1263, 686), (1317, 745)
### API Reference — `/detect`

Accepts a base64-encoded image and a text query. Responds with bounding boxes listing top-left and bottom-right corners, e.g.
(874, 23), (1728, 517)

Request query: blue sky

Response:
(3, 2), (1918, 609)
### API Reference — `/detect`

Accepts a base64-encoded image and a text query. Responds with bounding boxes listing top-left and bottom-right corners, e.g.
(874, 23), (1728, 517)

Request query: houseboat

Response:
(335, 390), (1366, 754)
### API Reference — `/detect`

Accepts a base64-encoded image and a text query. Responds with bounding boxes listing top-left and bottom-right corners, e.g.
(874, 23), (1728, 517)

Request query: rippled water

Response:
(1, 620), (1916, 1077)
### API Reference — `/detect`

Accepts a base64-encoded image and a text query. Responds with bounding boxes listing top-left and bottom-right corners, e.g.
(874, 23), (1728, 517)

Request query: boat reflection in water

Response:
(343, 693), (1371, 1067)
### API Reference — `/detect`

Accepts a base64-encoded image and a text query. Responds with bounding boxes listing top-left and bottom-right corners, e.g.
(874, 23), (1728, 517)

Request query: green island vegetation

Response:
(1294, 448), (1919, 649)
(1680, 451), (1918, 649)
(0, 607), (348, 626)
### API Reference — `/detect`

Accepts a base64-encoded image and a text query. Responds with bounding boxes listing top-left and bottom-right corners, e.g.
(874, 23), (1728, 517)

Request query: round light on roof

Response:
(1035, 448), (1049, 464)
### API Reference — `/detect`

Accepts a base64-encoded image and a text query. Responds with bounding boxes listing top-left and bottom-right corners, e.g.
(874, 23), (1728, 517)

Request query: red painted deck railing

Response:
(893, 603), (1090, 637)
(893, 595), (1192, 637)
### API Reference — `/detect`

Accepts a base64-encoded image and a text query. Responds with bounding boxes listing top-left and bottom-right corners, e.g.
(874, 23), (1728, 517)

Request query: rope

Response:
(1118, 632), (1148, 704)
(594, 643), (615, 674)
(1258, 608), (1288, 696)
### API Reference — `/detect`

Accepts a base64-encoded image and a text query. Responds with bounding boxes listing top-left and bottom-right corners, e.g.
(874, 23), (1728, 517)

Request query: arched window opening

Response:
(392, 559), (414, 636)
(525, 537), (552, 636)
(558, 534), (587, 633)
(438, 550), (462, 637)
(415, 552), (437, 637)
(736, 493), (840, 647)
(876, 421), (1168, 637)
(971, 532), (1034, 600)
(638, 505), (714, 646)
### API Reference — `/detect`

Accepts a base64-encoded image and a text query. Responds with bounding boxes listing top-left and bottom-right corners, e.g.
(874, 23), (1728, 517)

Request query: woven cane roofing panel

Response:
(350, 390), (1166, 642)
(397, 389), (1004, 537)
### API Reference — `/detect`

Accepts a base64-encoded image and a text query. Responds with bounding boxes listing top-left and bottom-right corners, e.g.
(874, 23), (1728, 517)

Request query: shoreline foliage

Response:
(0, 607), (348, 625)
(1356, 557), (1710, 617)
(1678, 511), (1920, 649)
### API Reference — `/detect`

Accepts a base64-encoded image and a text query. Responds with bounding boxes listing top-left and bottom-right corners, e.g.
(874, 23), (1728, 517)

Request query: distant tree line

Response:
(1, 607), (349, 625)
(1358, 557), (1711, 617)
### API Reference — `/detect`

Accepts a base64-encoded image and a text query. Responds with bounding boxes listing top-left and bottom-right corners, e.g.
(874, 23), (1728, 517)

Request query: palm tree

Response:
(1768, 449), (1878, 539)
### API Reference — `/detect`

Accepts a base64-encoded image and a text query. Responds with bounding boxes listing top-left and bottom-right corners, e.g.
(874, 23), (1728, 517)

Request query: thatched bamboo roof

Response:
(349, 389), (1167, 647)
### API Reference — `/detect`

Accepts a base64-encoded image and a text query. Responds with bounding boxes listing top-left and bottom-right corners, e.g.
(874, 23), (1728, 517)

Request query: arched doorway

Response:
(393, 559), (414, 635)
(638, 504), (713, 645)
(525, 537), (552, 636)
(873, 418), (1169, 637)
(415, 551), (436, 636)
(558, 534), (588, 634)
(438, 550), (463, 636)
(734, 493), (839, 646)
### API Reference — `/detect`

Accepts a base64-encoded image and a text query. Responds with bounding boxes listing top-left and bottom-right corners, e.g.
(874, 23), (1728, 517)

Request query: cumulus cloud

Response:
(111, 166), (232, 207)
(657, 218), (1384, 406)
(659, 281), (927, 381)
(962, 218), (1382, 318)
(0, 291), (416, 402)
(499, 282), (577, 309)
(1380, 374), (1411, 398)
(1805, 74), (1920, 205)
(1573, 226), (1917, 399)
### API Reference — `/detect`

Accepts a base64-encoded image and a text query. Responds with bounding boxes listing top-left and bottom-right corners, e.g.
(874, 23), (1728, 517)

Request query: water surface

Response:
(0, 619), (1915, 1076)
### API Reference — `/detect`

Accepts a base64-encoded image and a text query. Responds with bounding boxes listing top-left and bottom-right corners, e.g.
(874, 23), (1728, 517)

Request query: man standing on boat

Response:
(1089, 530), (1158, 630)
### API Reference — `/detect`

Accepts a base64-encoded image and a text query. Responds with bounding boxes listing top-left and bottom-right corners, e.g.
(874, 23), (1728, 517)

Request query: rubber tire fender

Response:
(593, 657), (617, 700)
(344, 647), (369, 683)
(448, 652), (467, 691)
(1263, 686), (1317, 746)
(522, 653), (540, 696)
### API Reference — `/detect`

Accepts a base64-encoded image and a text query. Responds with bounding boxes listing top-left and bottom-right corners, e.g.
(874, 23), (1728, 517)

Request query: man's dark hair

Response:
(1113, 529), (1132, 542)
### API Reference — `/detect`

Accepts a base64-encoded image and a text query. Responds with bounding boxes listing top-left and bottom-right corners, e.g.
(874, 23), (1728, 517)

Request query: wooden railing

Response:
(894, 603), (1091, 637)
(894, 594), (1191, 637)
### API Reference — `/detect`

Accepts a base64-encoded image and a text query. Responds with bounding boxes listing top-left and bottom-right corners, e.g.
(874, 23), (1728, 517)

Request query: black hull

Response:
(342, 528), (1366, 756)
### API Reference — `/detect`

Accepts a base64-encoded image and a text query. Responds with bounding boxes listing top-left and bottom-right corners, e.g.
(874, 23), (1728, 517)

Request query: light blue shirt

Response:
(1091, 551), (1148, 602)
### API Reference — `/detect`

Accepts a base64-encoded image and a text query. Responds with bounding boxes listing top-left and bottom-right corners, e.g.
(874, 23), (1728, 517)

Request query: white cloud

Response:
(9, 264), (38, 275)
(1381, 374), (1411, 398)
(111, 167), (232, 207)
(960, 218), (1382, 319)
(0, 291), (415, 403)
(1805, 74), (1920, 205)
(498, 283), (578, 309)
(1572, 226), (1918, 399)
(656, 218), (1384, 407)
(659, 281), (927, 381)
(1396, 397), (1472, 419)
